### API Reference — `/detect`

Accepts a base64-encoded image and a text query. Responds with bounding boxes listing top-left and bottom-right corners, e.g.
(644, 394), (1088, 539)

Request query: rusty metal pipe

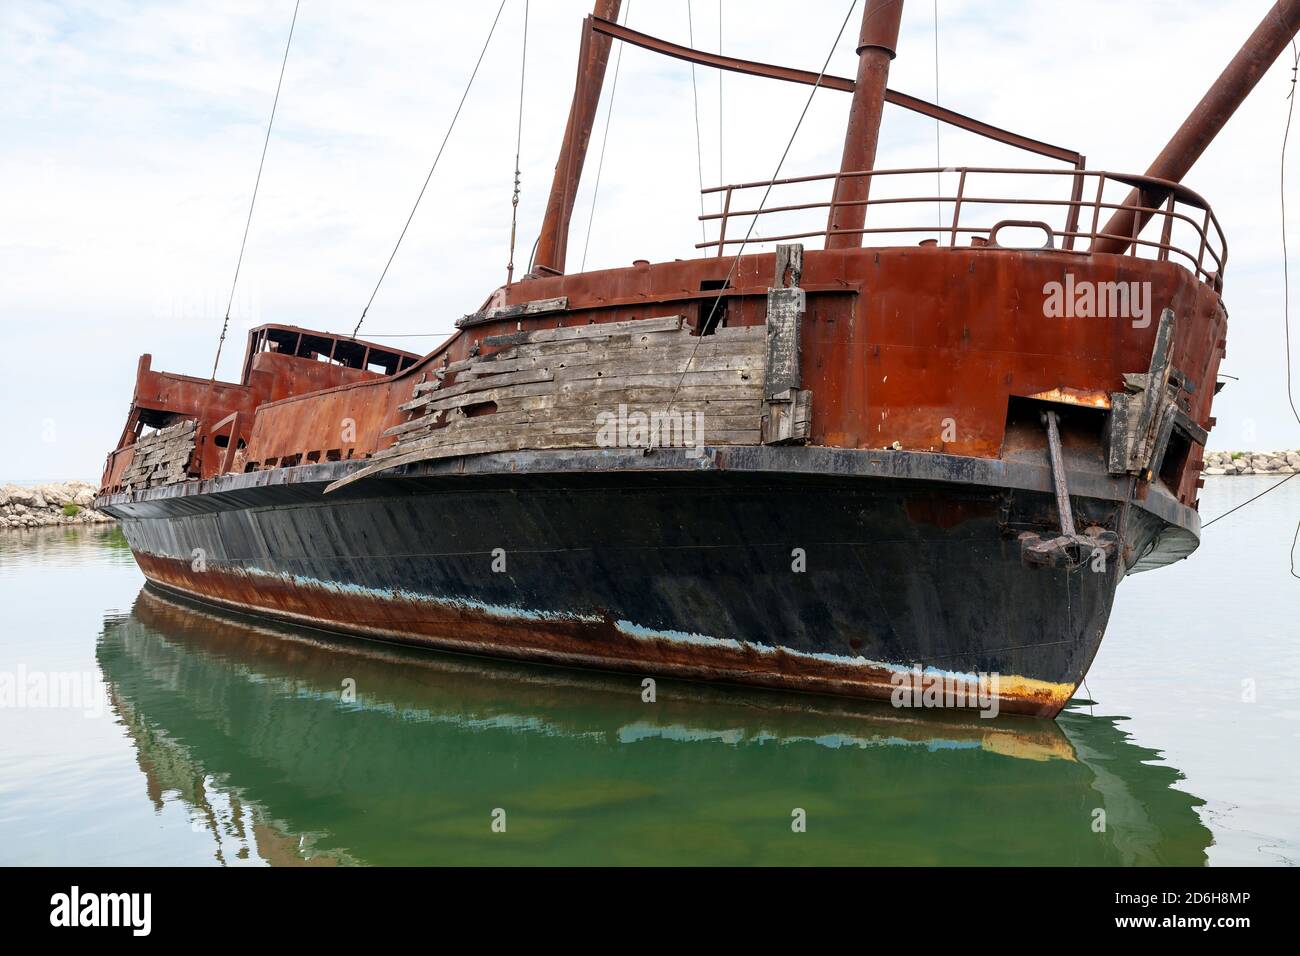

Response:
(827, 0), (905, 250)
(533, 0), (623, 276)
(1095, 0), (1300, 256)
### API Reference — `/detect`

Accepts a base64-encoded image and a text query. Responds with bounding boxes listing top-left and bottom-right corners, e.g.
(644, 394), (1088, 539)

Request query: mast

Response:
(826, 0), (905, 250)
(533, 0), (623, 276)
(1094, 0), (1300, 256)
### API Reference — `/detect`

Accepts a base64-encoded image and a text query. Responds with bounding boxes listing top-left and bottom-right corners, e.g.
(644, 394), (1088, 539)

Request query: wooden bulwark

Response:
(324, 316), (769, 494)
(118, 420), (197, 490)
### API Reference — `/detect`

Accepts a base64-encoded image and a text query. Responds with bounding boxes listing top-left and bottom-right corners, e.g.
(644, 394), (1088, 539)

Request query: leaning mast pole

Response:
(534, 0), (623, 276)
(1094, 0), (1300, 256)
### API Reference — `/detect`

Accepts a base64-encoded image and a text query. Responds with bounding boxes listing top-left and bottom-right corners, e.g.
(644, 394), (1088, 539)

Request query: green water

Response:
(0, 477), (1295, 865)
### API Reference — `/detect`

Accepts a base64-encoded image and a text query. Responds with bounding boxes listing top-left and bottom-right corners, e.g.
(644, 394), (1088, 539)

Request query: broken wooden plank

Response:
(456, 295), (569, 329)
(482, 315), (683, 347)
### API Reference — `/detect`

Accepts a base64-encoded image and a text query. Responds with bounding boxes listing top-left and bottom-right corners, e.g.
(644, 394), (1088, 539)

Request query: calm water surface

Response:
(0, 477), (1295, 865)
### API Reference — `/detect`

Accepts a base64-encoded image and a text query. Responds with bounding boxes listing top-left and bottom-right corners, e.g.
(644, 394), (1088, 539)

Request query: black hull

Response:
(97, 447), (1200, 718)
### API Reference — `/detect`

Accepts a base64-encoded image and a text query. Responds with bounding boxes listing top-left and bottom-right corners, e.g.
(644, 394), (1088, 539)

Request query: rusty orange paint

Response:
(104, 244), (1224, 517)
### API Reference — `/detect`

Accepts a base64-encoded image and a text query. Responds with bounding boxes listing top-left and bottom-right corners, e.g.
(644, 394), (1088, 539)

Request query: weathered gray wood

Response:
(774, 242), (804, 288)
(762, 388), (812, 444)
(482, 315), (683, 347)
(1145, 397), (1180, 480)
(333, 314), (780, 492)
(761, 248), (810, 440)
(1105, 308), (1177, 475)
(401, 368), (556, 409)
(456, 340), (762, 379)
(456, 295), (569, 329)
(120, 419), (198, 489)
(764, 288), (804, 399)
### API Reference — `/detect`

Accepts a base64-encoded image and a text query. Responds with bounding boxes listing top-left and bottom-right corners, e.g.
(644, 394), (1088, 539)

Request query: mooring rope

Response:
(353, 0), (508, 339)
(210, 0), (300, 380)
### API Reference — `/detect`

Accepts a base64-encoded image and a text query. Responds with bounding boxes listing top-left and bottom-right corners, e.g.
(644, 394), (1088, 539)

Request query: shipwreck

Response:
(95, 0), (1300, 717)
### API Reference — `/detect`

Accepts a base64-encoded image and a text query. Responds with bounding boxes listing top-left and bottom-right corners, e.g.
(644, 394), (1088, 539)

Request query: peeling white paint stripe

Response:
(612, 618), (997, 687)
(233, 563), (606, 625)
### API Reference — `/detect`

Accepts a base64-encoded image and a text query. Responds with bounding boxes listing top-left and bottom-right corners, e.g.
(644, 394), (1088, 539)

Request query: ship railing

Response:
(697, 166), (1227, 289)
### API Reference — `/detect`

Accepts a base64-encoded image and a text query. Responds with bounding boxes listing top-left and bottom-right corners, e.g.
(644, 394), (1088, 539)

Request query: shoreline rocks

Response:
(0, 481), (115, 530)
(1202, 450), (1299, 476)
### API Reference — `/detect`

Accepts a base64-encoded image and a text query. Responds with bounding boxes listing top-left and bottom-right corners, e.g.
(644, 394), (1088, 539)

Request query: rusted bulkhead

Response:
(183, 245), (1223, 511)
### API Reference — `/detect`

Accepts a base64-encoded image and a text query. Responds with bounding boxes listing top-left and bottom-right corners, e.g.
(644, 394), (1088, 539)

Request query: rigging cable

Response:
(506, 0), (530, 285)
(1292, 519), (1300, 579)
(353, 0), (509, 339)
(665, 0), (861, 414)
(210, 0), (300, 380)
(687, 0), (707, 243)
(1282, 39), (1300, 423)
(579, 1), (632, 273)
(1200, 471), (1296, 528)
(1205, 40), (1300, 550)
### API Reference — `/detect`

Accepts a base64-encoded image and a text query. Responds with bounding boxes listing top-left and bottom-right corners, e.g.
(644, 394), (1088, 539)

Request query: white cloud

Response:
(0, 0), (1296, 482)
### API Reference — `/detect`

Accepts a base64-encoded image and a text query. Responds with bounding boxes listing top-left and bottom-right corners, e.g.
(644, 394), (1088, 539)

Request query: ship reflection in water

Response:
(96, 586), (1211, 866)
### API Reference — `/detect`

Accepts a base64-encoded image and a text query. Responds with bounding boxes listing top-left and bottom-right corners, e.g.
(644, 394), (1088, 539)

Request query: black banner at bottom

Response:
(0, 865), (1289, 940)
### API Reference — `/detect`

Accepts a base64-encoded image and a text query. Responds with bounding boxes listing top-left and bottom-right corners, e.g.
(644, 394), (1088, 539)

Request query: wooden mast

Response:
(533, 0), (623, 276)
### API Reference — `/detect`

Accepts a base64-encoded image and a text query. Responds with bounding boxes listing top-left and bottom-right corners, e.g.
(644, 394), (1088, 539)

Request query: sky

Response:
(2, 0), (1299, 482)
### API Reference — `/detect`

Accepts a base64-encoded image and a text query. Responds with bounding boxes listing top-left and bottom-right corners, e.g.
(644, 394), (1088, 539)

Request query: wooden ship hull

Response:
(95, 1), (1300, 718)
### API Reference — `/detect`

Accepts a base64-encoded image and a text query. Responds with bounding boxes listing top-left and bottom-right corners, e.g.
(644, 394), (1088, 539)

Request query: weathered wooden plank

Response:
(392, 420), (762, 458)
(121, 419), (197, 489)
(344, 313), (780, 487)
(762, 387), (813, 445)
(387, 394), (764, 439)
(456, 340), (763, 378)
(402, 368), (556, 409)
(391, 409), (763, 443)
(773, 242), (804, 288)
(490, 394), (763, 415)
(456, 295), (569, 329)
(765, 287), (804, 399)
(415, 381), (766, 415)
(482, 315), (683, 347)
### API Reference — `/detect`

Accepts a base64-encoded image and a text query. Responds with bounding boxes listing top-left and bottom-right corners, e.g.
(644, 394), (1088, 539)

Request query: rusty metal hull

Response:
(97, 448), (1188, 719)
